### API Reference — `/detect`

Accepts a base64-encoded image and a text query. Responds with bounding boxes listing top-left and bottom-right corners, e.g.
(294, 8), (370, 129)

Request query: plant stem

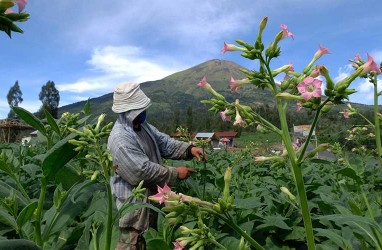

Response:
(15, 179), (31, 203)
(276, 99), (315, 250)
(202, 146), (207, 200)
(260, 52), (315, 248)
(297, 100), (328, 163)
(104, 183), (113, 250)
(210, 238), (228, 250)
(361, 189), (382, 248)
(35, 178), (47, 247)
(203, 208), (264, 250)
(96, 145), (113, 250)
(373, 74), (382, 167)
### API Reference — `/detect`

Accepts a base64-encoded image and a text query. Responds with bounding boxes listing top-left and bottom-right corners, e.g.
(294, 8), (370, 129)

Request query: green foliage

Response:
(38, 81), (60, 119)
(0, 1), (29, 38)
(6, 80), (23, 119)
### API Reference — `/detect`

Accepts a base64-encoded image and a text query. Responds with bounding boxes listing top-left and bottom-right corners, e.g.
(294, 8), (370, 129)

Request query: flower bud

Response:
(334, 67), (363, 93)
(259, 16), (268, 33)
(280, 187), (296, 201)
(95, 113), (106, 132)
(276, 93), (305, 102)
(319, 66), (335, 90)
(223, 167), (232, 200)
(321, 102), (333, 113)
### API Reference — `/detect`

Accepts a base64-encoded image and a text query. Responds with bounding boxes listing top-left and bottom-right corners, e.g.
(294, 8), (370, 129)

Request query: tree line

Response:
(6, 80), (60, 119)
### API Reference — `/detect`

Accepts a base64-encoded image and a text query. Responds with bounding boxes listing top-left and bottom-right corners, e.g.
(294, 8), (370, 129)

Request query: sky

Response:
(1, 0), (382, 119)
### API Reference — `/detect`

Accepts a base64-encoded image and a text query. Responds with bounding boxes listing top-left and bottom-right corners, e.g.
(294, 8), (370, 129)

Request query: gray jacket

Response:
(107, 109), (191, 230)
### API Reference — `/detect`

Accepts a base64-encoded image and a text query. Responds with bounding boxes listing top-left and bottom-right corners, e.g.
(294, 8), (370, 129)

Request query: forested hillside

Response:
(59, 59), (377, 143)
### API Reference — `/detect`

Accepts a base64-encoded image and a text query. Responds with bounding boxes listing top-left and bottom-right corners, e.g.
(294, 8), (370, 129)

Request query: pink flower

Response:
(7, 0), (27, 13)
(197, 76), (225, 100)
(229, 77), (250, 92)
(150, 184), (174, 204)
(173, 240), (187, 250)
(297, 102), (302, 111)
(220, 109), (232, 122)
(233, 99), (246, 127)
(14, 0), (27, 13)
(343, 111), (350, 119)
(354, 53), (362, 61)
(313, 45), (330, 61)
(360, 53), (382, 75)
(233, 112), (246, 127)
(272, 62), (294, 76)
(221, 42), (245, 54)
(197, 76), (210, 88)
(310, 65), (321, 78)
(280, 24), (294, 40)
(297, 77), (322, 101)
(255, 156), (266, 162)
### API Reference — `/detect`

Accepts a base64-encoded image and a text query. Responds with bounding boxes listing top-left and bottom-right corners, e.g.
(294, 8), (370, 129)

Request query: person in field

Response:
(107, 82), (205, 250)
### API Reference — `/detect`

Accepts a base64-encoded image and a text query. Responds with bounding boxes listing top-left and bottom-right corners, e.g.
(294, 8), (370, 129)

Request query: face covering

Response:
(133, 111), (146, 131)
(135, 110), (146, 124)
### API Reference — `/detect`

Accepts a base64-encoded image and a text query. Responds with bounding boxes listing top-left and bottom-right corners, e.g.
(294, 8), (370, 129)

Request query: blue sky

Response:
(1, 0), (382, 119)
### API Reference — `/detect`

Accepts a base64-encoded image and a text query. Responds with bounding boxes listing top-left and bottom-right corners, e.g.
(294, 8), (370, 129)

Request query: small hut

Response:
(0, 119), (34, 143)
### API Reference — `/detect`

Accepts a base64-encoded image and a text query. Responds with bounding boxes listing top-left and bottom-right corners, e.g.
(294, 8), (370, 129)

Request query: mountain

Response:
(58, 59), (377, 138)
(58, 59), (276, 132)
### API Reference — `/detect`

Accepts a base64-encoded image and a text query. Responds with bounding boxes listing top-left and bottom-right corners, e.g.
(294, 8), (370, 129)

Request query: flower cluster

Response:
(198, 16), (381, 128)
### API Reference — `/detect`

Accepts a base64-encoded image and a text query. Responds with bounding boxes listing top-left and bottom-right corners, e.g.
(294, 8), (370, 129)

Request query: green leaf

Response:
(0, 180), (28, 207)
(42, 183), (99, 240)
(235, 198), (263, 209)
(42, 133), (78, 179)
(82, 98), (91, 116)
(12, 106), (46, 136)
(146, 239), (171, 250)
(309, 158), (333, 164)
(318, 213), (382, 245)
(54, 166), (82, 190)
(16, 201), (38, 229)
(257, 215), (291, 230)
(314, 228), (352, 250)
(0, 0), (14, 12)
(44, 110), (61, 137)
(219, 236), (240, 250)
(0, 239), (41, 250)
(113, 202), (163, 225)
(77, 115), (91, 126)
(335, 167), (362, 184)
(0, 210), (17, 230)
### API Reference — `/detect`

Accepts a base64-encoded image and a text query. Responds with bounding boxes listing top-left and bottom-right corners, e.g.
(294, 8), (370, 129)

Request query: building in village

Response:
(193, 131), (238, 149)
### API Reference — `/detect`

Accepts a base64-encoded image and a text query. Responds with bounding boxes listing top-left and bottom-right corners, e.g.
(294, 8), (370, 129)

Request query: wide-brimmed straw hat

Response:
(112, 82), (151, 113)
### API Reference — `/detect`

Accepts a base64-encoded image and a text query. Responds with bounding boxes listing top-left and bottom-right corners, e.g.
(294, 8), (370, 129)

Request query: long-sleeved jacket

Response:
(107, 109), (191, 231)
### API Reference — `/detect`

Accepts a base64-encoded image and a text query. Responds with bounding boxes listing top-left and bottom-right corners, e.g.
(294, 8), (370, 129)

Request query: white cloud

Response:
(57, 81), (111, 93)
(56, 46), (186, 94)
(357, 78), (374, 93)
(333, 64), (353, 82)
(18, 101), (41, 115)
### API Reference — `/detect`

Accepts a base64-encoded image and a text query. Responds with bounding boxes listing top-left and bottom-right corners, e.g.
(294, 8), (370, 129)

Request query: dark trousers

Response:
(115, 227), (146, 250)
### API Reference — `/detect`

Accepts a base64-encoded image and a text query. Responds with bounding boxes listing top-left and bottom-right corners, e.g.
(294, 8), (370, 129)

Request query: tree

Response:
(6, 80), (23, 119)
(38, 81), (60, 118)
(186, 106), (193, 132)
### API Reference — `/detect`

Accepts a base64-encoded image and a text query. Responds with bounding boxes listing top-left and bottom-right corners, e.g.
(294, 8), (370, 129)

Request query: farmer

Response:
(107, 82), (206, 250)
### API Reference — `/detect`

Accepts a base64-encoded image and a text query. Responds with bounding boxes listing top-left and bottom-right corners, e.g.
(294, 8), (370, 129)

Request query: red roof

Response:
(214, 132), (238, 138)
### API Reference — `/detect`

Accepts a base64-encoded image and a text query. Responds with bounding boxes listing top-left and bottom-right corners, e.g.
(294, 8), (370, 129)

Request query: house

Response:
(193, 132), (217, 148)
(21, 130), (38, 145)
(214, 131), (238, 148)
(193, 131), (238, 148)
(293, 125), (317, 147)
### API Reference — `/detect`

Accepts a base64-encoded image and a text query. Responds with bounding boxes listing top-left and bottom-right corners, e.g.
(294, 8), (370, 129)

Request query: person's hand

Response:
(191, 147), (208, 161)
(177, 166), (197, 180)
